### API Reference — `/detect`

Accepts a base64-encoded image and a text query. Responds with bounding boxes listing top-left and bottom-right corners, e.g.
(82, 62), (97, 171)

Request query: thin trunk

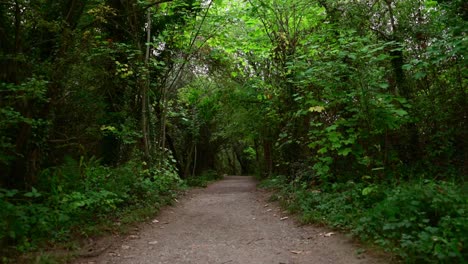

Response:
(13, 0), (21, 83)
(159, 1), (214, 164)
(192, 144), (197, 177)
(65, 0), (77, 25)
(235, 146), (246, 175)
(159, 82), (168, 164)
(254, 139), (261, 172)
(231, 148), (237, 175)
(142, 10), (151, 159)
(184, 143), (195, 178)
(225, 148), (233, 175)
(385, 0), (396, 34)
(263, 139), (273, 177)
(166, 134), (183, 177)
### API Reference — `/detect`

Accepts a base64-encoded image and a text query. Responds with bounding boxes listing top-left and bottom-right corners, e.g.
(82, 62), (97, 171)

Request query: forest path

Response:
(75, 176), (386, 264)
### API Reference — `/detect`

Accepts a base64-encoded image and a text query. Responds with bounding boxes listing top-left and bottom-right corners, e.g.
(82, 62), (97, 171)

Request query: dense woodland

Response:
(0, 0), (467, 262)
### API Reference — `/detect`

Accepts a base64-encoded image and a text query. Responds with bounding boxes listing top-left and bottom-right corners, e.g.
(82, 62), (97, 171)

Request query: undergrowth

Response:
(185, 170), (222, 187)
(260, 175), (468, 263)
(0, 156), (183, 263)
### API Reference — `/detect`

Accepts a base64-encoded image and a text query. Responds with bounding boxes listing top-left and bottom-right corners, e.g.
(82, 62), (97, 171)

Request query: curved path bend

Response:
(76, 176), (387, 264)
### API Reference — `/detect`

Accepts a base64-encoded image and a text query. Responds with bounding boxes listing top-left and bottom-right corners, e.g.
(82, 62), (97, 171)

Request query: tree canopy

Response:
(0, 0), (466, 262)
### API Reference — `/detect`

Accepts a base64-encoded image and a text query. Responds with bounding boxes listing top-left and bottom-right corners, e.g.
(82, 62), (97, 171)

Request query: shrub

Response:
(0, 157), (183, 255)
(261, 175), (468, 263)
(354, 181), (467, 262)
(185, 170), (221, 187)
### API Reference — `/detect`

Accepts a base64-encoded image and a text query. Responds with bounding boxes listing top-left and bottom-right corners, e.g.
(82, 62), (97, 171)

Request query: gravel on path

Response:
(75, 176), (387, 264)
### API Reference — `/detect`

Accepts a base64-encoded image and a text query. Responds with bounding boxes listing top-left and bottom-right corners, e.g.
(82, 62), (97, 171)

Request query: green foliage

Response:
(355, 181), (468, 262)
(0, 0), (466, 261)
(0, 157), (182, 254)
(185, 170), (221, 187)
(261, 175), (468, 263)
(100, 125), (142, 145)
(0, 78), (49, 166)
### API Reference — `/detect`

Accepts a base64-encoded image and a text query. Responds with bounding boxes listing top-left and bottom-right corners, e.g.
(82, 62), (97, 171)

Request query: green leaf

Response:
(325, 124), (338, 132)
(309, 106), (325, 113)
(318, 147), (328, 154)
(414, 72), (426, 80)
(24, 187), (41, 198)
(338, 148), (352, 156)
(392, 109), (408, 116)
(362, 186), (375, 196)
(378, 83), (389, 89)
(402, 64), (412, 70)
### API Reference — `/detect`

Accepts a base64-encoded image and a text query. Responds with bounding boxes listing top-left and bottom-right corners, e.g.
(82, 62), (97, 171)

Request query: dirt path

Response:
(75, 176), (387, 264)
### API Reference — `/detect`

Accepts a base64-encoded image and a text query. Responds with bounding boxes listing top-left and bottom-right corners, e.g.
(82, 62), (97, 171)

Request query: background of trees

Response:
(0, 0), (466, 262)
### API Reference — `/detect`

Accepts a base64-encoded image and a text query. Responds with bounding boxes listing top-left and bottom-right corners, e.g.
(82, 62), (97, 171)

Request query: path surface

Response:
(76, 176), (387, 264)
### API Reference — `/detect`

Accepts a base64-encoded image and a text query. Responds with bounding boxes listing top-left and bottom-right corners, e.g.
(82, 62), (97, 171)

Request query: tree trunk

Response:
(263, 139), (273, 177)
(141, 10), (151, 160)
(184, 143), (195, 178)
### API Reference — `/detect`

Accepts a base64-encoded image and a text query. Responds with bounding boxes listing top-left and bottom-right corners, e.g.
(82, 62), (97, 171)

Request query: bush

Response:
(261, 176), (468, 263)
(185, 170), (221, 187)
(354, 181), (467, 262)
(0, 157), (183, 255)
